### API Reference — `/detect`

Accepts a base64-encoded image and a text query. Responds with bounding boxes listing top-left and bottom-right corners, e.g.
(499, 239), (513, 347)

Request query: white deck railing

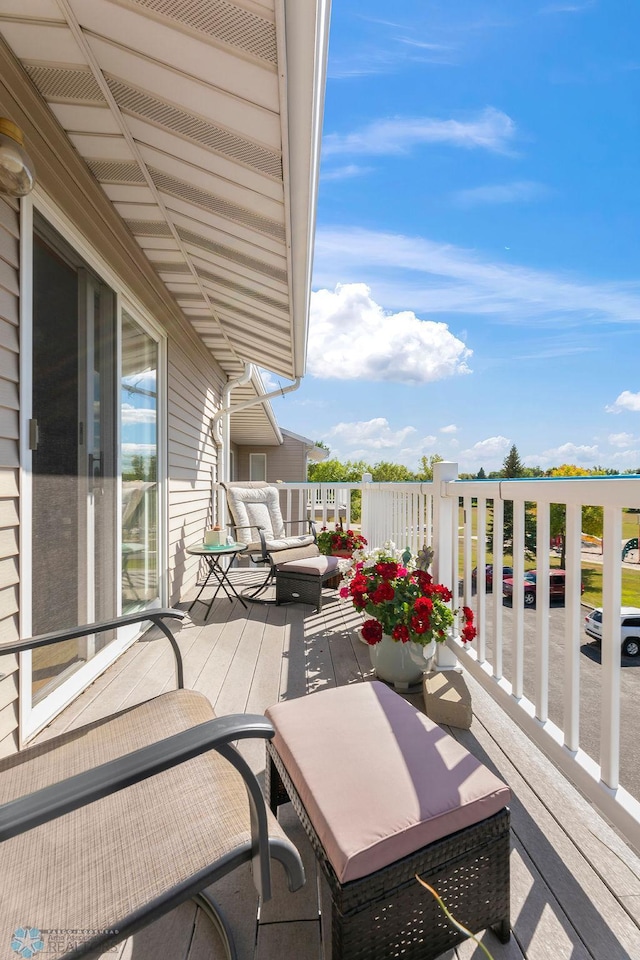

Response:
(272, 464), (640, 851)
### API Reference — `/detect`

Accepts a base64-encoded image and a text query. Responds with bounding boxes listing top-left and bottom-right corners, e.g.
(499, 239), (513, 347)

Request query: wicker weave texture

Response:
(267, 743), (510, 960)
(275, 570), (327, 610)
(0, 691), (289, 959)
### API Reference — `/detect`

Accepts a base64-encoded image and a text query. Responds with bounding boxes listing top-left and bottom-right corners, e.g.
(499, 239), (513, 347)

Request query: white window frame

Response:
(18, 187), (168, 743)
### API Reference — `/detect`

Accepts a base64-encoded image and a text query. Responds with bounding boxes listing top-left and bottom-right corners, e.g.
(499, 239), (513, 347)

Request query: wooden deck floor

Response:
(39, 572), (640, 960)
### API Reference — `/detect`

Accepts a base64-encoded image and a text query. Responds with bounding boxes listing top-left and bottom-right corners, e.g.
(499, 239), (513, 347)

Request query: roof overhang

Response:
(229, 367), (283, 446)
(0, 0), (330, 381)
(281, 427), (327, 461)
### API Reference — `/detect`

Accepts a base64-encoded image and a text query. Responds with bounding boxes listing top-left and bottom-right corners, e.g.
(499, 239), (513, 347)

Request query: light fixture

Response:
(0, 119), (35, 197)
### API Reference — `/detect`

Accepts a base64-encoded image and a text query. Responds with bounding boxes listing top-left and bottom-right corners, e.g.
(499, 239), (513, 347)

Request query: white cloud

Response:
(325, 418), (416, 451)
(453, 180), (550, 206)
(321, 164), (372, 181)
(308, 283), (472, 383)
(122, 443), (156, 456)
(121, 403), (156, 425)
(460, 436), (511, 461)
(323, 107), (516, 157)
(526, 442), (600, 468)
(611, 449), (640, 465)
(440, 424), (458, 433)
(257, 368), (279, 393)
(608, 432), (635, 448)
(606, 391), (640, 413)
(313, 227), (640, 326)
(540, 1), (595, 13)
(452, 436), (512, 473)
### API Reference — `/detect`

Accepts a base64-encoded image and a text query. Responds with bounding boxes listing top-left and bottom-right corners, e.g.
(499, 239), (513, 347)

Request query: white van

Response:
(584, 607), (640, 658)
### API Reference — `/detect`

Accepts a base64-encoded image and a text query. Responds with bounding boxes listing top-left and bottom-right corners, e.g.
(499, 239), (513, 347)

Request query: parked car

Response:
(471, 564), (513, 592)
(502, 570), (583, 606)
(584, 607), (640, 658)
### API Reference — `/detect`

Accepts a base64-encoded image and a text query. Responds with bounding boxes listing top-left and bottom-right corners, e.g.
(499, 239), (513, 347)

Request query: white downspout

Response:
(212, 365), (303, 525)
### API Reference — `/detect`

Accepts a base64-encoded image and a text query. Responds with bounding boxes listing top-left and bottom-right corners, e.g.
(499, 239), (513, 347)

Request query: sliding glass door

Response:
(121, 312), (159, 613)
(31, 219), (117, 702)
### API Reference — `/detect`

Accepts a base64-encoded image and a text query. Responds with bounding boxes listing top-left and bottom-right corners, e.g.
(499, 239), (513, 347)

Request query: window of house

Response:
(250, 453), (267, 481)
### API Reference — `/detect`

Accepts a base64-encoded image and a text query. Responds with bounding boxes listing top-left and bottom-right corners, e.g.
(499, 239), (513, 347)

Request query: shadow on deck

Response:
(38, 570), (640, 960)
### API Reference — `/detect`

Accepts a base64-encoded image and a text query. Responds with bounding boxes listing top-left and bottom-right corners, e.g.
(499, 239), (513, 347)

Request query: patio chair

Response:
(0, 609), (305, 960)
(222, 481), (318, 600)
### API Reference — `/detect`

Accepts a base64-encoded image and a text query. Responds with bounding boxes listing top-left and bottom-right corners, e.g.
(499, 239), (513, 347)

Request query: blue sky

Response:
(269, 0), (640, 474)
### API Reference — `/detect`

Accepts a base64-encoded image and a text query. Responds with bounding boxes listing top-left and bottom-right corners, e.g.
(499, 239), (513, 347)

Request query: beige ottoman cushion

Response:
(265, 681), (510, 884)
(275, 554), (340, 575)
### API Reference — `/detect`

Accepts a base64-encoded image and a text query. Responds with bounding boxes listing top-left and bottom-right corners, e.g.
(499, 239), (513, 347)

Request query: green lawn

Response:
(622, 512), (640, 541)
(459, 547), (640, 608)
(581, 563), (640, 608)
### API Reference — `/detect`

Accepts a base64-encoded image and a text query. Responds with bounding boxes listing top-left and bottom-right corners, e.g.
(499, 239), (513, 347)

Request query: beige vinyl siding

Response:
(236, 433), (307, 482)
(0, 197), (21, 756)
(0, 52), (227, 748)
(167, 347), (224, 604)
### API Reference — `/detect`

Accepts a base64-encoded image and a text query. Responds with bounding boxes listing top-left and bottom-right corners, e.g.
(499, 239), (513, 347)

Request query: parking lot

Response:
(470, 595), (640, 801)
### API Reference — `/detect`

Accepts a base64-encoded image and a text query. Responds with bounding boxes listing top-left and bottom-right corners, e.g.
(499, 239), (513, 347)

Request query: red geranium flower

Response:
(352, 590), (367, 610)
(432, 584), (453, 602)
(371, 581), (395, 604)
(349, 574), (368, 596)
(413, 569), (433, 589)
(392, 623), (410, 643)
(410, 615), (429, 635)
(375, 561), (399, 581)
(461, 623), (477, 643)
(413, 596), (433, 616)
(361, 619), (383, 645)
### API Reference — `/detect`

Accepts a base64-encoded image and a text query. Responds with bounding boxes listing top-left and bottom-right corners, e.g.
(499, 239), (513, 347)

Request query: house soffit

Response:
(0, 0), (328, 381)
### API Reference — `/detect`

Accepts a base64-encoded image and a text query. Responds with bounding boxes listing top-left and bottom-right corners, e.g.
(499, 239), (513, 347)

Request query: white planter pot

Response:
(369, 634), (436, 691)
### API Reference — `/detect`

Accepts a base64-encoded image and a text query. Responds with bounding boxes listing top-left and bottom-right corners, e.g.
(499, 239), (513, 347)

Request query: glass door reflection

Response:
(121, 313), (159, 612)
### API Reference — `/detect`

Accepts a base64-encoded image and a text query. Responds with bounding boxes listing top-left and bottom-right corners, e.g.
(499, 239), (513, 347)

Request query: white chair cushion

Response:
(226, 484), (286, 545)
(245, 536), (316, 555)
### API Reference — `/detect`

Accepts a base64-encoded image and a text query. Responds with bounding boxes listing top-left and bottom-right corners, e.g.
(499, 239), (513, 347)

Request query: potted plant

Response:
(316, 524), (367, 558)
(339, 543), (476, 689)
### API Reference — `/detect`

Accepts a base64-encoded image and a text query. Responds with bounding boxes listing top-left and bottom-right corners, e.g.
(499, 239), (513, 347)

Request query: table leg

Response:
(190, 555), (247, 618)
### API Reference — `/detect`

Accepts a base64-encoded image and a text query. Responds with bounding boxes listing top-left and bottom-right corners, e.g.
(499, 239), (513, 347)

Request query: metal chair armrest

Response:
(0, 610), (187, 689)
(0, 714), (278, 900)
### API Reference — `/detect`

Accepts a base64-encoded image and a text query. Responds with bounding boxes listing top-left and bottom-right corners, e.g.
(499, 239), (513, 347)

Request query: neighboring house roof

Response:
(230, 369), (283, 446)
(0, 0), (330, 384)
(281, 428), (328, 462)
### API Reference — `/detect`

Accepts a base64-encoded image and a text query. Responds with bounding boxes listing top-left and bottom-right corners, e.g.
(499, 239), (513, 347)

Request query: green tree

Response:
(488, 444), (536, 556)
(307, 458), (371, 483)
(503, 444), (525, 477)
(549, 465), (604, 566)
(476, 467), (487, 480)
(371, 461), (416, 482)
(417, 454), (443, 481)
(307, 458), (372, 520)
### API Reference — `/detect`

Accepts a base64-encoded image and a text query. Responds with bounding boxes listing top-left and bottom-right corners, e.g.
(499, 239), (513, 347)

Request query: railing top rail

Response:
(277, 481), (363, 488)
(212, 481), (363, 491)
(447, 475), (640, 508)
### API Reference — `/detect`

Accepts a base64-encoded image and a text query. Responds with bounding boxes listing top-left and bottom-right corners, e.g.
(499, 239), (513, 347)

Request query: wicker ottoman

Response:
(265, 682), (511, 960)
(275, 554), (341, 612)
